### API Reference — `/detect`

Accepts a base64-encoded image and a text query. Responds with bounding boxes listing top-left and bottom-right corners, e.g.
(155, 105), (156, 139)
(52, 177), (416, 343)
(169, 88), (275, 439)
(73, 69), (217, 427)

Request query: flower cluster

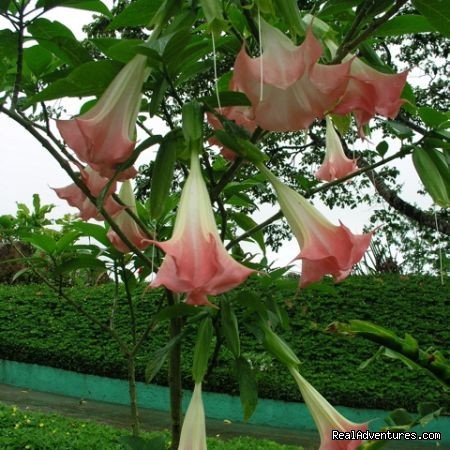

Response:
(52, 15), (408, 450)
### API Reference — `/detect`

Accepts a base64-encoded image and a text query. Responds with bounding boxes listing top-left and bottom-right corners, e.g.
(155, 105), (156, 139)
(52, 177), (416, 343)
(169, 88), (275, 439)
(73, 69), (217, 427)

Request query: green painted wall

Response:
(0, 359), (448, 445)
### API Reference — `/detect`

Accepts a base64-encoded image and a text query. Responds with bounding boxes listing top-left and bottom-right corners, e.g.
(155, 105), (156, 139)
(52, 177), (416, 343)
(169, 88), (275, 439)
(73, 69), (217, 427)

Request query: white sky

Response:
(0, 4), (433, 267)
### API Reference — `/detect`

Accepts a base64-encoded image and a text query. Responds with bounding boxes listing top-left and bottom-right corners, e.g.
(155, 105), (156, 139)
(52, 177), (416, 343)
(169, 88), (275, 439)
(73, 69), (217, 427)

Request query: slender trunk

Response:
(127, 356), (140, 436)
(168, 291), (183, 449)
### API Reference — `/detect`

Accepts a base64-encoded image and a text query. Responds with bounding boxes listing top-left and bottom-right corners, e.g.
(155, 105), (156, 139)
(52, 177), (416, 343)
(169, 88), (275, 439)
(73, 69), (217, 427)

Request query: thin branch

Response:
(11, 1), (25, 110)
(0, 106), (155, 268)
(210, 158), (245, 200)
(332, 0), (408, 63)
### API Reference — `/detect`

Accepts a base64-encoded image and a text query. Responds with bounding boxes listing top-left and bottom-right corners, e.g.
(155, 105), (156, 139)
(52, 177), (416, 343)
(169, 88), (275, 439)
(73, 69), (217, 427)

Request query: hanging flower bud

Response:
(315, 117), (358, 181)
(56, 55), (149, 179)
(106, 180), (150, 253)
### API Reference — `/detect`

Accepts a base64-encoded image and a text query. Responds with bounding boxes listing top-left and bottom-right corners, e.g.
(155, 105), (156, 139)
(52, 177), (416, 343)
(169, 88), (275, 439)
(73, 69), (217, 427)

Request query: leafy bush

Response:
(0, 403), (299, 450)
(0, 275), (448, 412)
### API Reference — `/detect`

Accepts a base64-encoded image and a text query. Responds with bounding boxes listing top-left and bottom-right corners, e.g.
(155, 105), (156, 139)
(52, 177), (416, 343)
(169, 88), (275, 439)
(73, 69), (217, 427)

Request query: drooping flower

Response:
(315, 117), (358, 182)
(56, 55), (150, 179)
(259, 165), (372, 287)
(106, 180), (150, 253)
(178, 383), (207, 450)
(332, 56), (408, 133)
(53, 166), (123, 221)
(232, 21), (351, 132)
(290, 368), (368, 450)
(150, 152), (254, 306)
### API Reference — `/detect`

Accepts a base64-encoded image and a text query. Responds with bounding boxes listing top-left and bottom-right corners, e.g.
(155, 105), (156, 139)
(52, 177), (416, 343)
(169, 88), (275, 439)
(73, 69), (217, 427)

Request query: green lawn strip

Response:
(0, 275), (448, 412)
(0, 403), (300, 450)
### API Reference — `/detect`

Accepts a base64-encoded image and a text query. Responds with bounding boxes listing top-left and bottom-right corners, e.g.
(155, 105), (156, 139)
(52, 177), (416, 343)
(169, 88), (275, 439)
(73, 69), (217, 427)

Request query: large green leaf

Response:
(91, 38), (143, 63)
(235, 356), (258, 421)
(192, 317), (213, 383)
(36, 0), (111, 16)
(412, 147), (450, 207)
(28, 19), (91, 66)
(108, 0), (163, 29)
(29, 60), (122, 104)
(375, 14), (436, 36)
(232, 212), (265, 254)
(412, 0), (450, 37)
(69, 222), (110, 247)
(0, 29), (18, 59)
(24, 45), (54, 76)
(221, 301), (240, 358)
(150, 131), (179, 220)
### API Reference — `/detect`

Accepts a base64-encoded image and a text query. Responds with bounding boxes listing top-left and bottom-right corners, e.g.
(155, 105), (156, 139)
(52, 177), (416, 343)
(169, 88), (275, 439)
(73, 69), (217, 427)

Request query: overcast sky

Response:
(0, 4), (432, 267)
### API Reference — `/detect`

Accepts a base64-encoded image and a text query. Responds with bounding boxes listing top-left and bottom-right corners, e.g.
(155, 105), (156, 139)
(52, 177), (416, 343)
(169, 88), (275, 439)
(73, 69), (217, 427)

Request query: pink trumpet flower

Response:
(178, 383), (207, 450)
(290, 368), (368, 450)
(150, 152), (254, 306)
(315, 117), (358, 182)
(332, 56), (408, 133)
(56, 55), (149, 179)
(232, 20), (351, 132)
(259, 165), (372, 287)
(53, 166), (123, 221)
(106, 180), (150, 253)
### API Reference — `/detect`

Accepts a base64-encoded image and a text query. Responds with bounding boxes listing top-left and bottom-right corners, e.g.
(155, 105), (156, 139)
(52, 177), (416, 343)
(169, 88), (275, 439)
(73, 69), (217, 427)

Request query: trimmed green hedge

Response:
(0, 275), (448, 412)
(0, 403), (299, 450)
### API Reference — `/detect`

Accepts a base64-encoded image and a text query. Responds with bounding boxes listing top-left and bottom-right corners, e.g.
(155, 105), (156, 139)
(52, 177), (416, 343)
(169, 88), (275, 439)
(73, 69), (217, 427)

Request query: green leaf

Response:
(193, 317), (214, 382)
(418, 106), (448, 128)
(376, 140), (389, 157)
(272, 0), (304, 36)
(69, 222), (110, 247)
(153, 304), (199, 322)
(145, 333), (184, 383)
(387, 121), (414, 139)
(36, 0), (111, 16)
(91, 38), (143, 63)
(235, 356), (258, 421)
(412, 147), (450, 207)
(150, 131), (179, 220)
(388, 408), (414, 426)
(232, 212), (265, 254)
(199, 0), (227, 34)
(375, 14), (436, 36)
(20, 233), (57, 254)
(29, 60), (122, 104)
(412, 0), (450, 37)
(0, 29), (17, 59)
(56, 255), (106, 274)
(0, 0), (12, 12)
(28, 18), (91, 66)
(24, 46), (54, 77)
(108, 0), (163, 29)
(55, 230), (80, 252)
(221, 301), (240, 358)
(213, 131), (267, 163)
(202, 91), (251, 109)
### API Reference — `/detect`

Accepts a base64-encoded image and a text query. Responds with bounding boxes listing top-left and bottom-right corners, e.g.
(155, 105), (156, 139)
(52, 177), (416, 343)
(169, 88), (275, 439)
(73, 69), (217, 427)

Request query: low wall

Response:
(0, 359), (448, 445)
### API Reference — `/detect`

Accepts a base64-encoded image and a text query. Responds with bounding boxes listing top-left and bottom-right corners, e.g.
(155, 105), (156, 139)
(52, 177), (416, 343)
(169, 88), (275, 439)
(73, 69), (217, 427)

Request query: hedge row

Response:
(0, 275), (448, 413)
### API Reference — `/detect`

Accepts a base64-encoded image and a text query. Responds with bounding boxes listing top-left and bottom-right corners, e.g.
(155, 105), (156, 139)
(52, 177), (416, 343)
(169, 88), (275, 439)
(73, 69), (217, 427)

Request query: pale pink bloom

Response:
(107, 181), (150, 253)
(178, 383), (207, 450)
(333, 57), (408, 133)
(53, 166), (122, 221)
(259, 165), (372, 287)
(56, 55), (149, 179)
(150, 153), (254, 306)
(291, 368), (368, 450)
(232, 21), (351, 132)
(315, 117), (358, 182)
